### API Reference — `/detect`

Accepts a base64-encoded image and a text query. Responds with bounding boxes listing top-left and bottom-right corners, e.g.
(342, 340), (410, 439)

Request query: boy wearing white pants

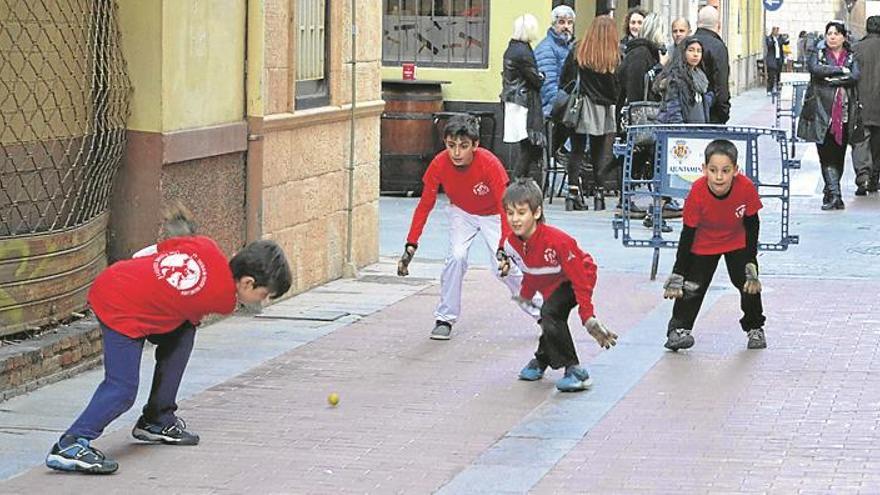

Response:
(398, 115), (540, 340)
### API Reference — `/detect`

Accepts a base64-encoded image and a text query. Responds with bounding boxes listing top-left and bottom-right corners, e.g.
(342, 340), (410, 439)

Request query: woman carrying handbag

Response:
(559, 15), (621, 211)
(502, 14), (546, 182)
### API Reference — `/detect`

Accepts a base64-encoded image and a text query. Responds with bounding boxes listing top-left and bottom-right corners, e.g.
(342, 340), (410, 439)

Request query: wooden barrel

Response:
(380, 80), (445, 196)
(0, 211), (108, 337)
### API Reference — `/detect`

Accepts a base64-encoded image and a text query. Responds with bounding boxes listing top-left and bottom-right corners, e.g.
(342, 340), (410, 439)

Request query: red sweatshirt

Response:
(503, 223), (598, 324)
(406, 148), (511, 248)
(88, 235), (237, 338)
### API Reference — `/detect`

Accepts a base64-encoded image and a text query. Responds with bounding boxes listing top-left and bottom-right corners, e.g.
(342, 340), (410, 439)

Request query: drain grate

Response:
(847, 245), (880, 256)
(255, 310), (350, 322)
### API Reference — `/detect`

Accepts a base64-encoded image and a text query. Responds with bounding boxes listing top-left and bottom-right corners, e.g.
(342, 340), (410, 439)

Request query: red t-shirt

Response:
(503, 223), (598, 324)
(683, 174), (763, 255)
(406, 148), (511, 248)
(88, 236), (237, 338)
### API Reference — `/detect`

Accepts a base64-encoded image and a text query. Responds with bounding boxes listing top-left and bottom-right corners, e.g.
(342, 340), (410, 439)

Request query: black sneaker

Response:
(430, 321), (452, 340)
(664, 328), (694, 351)
(643, 215), (673, 233)
(747, 328), (767, 349)
(856, 176), (869, 196)
(132, 416), (200, 445)
(46, 436), (119, 474)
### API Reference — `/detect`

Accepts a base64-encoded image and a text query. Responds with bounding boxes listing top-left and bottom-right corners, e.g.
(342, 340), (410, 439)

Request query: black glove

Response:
(397, 243), (417, 277)
(496, 248), (511, 277)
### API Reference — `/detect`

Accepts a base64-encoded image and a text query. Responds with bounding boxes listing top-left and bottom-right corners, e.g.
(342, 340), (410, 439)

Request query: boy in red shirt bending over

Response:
(397, 115), (540, 340)
(46, 204), (291, 474)
(662, 139), (767, 351)
(500, 178), (618, 392)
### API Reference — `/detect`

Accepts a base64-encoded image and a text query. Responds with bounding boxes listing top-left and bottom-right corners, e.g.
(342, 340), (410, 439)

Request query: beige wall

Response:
(380, 0), (553, 103)
(251, 0), (383, 293)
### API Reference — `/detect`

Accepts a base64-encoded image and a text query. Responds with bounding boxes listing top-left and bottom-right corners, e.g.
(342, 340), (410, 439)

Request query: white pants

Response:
(435, 204), (541, 324)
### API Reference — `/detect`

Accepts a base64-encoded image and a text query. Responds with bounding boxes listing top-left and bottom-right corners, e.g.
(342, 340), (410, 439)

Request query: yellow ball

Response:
(328, 392), (339, 406)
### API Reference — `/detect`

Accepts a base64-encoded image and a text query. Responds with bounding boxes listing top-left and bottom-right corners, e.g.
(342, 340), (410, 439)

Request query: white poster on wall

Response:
(664, 136), (749, 194)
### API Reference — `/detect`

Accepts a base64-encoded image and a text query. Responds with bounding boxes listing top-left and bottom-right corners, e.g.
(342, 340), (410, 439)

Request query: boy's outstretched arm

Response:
(664, 225), (700, 299)
(399, 164), (441, 277)
(742, 213), (762, 294)
(559, 240), (617, 349)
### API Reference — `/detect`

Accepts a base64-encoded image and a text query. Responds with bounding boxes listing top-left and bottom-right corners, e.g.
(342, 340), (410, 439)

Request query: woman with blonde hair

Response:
(502, 14), (546, 180)
(559, 15), (621, 210)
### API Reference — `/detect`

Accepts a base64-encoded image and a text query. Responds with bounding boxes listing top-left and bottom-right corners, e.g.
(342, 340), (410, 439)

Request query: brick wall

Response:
(0, 318), (102, 402)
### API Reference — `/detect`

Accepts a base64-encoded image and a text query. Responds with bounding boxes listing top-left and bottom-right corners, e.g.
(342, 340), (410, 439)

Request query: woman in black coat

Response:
(796, 21), (860, 210)
(559, 16), (620, 211)
(655, 37), (713, 125)
(501, 14), (545, 180)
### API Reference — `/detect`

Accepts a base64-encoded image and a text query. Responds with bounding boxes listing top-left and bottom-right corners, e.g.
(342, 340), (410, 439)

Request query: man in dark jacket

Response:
(693, 6), (730, 124)
(764, 27), (787, 94)
(854, 16), (880, 193)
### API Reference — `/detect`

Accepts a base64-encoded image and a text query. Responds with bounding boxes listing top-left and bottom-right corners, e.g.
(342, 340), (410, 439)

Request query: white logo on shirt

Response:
(153, 252), (207, 296)
(735, 204), (746, 218)
(473, 182), (490, 196)
(543, 248), (559, 266)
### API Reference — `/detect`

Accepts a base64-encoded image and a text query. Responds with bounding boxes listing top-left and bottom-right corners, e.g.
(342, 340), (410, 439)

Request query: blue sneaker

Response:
(518, 359), (547, 381)
(46, 437), (118, 474)
(555, 365), (593, 392)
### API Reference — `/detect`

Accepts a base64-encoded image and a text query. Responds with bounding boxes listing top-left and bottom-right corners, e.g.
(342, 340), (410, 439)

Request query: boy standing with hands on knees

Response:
(662, 139), (767, 351)
(500, 178), (617, 392)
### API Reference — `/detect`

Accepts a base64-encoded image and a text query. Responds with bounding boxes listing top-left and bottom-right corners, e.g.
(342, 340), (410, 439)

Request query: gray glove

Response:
(743, 262), (762, 294)
(397, 243), (417, 277)
(663, 273), (700, 299)
(585, 316), (618, 349)
(496, 248), (511, 277)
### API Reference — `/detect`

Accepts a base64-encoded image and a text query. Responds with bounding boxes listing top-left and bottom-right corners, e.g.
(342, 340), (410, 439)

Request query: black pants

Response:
(535, 282), (579, 370)
(570, 132), (615, 190)
(766, 67), (780, 93)
(515, 139), (544, 181)
(859, 125), (880, 183)
(667, 249), (766, 333)
(816, 129), (847, 171)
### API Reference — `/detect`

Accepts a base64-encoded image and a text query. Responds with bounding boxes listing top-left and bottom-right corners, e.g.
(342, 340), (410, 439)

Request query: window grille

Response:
(383, 0), (490, 68)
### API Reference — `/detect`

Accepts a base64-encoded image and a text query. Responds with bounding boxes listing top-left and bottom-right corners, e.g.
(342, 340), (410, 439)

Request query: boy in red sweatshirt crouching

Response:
(500, 178), (618, 392)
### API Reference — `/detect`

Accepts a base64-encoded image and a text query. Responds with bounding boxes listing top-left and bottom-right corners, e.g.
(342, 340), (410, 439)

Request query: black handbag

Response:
(551, 73), (583, 130)
(620, 70), (661, 147)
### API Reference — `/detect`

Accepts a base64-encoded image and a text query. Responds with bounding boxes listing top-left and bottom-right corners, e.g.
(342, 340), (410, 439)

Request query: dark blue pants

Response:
(65, 321), (195, 440)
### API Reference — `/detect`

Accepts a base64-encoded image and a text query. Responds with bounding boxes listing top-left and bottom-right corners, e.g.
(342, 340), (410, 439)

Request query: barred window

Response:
(383, 0), (490, 68)
(296, 0), (329, 109)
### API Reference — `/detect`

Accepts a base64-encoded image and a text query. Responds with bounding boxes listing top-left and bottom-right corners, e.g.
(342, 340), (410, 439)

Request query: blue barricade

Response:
(612, 124), (800, 279)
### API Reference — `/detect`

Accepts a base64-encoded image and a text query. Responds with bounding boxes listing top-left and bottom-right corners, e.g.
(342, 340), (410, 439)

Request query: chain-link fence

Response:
(1, 0), (131, 237)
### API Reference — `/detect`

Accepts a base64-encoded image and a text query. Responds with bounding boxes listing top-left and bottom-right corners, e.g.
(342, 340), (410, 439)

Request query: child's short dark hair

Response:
(704, 139), (738, 165)
(443, 114), (481, 142)
(502, 178), (545, 222)
(229, 240), (292, 299)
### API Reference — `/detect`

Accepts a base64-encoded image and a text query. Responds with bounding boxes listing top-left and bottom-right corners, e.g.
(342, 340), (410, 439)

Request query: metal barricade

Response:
(612, 124), (800, 280)
(775, 80), (810, 158)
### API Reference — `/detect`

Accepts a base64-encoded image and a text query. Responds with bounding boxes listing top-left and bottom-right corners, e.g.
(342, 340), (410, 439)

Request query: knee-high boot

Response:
(821, 166), (845, 210)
